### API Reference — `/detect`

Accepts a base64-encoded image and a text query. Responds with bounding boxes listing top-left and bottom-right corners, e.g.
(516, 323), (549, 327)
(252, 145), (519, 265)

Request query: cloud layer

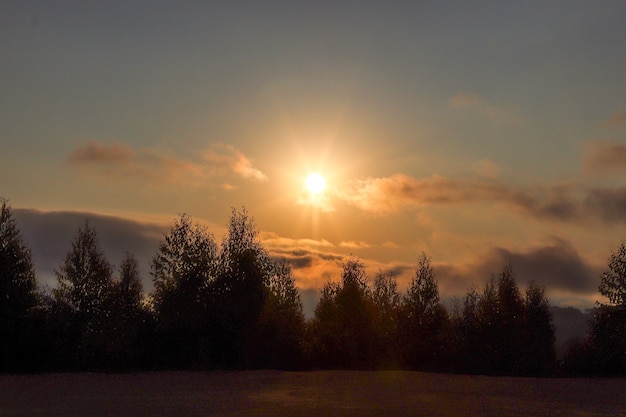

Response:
(343, 173), (626, 224)
(14, 209), (167, 290)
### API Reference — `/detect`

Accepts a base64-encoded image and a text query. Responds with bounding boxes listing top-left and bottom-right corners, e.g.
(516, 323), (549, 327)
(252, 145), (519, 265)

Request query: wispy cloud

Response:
(449, 93), (521, 124)
(343, 173), (626, 224)
(202, 143), (267, 182)
(599, 106), (626, 128)
(68, 141), (205, 185)
(339, 241), (371, 249)
(582, 140), (626, 175)
(68, 140), (267, 186)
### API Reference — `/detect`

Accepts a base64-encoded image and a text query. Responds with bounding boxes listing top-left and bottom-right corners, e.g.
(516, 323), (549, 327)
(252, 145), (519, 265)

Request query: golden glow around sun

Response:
(306, 173), (326, 195)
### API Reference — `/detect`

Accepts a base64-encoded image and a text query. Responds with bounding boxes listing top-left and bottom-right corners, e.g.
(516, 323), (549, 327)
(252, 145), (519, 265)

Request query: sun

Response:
(306, 173), (326, 196)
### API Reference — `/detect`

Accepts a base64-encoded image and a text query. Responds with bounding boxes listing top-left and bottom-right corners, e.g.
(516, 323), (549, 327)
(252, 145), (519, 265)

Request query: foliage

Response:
(207, 208), (304, 369)
(598, 241), (626, 307)
(310, 258), (377, 369)
(53, 221), (116, 368)
(5, 200), (617, 376)
(150, 214), (218, 367)
(521, 281), (555, 375)
(0, 198), (39, 371)
(451, 266), (556, 375)
(585, 241), (626, 374)
(398, 253), (449, 371)
(110, 252), (145, 368)
(371, 271), (401, 368)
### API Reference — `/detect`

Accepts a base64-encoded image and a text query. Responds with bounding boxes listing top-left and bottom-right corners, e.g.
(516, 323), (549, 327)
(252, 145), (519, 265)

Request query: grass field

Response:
(1, 371), (625, 416)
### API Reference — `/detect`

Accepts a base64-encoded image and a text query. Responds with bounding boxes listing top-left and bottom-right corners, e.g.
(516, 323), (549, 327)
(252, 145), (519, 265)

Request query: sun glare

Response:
(306, 173), (326, 195)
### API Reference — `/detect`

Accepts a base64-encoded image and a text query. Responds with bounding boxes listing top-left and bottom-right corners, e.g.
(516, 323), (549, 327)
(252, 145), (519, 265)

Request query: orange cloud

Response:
(343, 173), (626, 224)
(68, 140), (204, 185)
(339, 241), (372, 249)
(202, 143), (267, 182)
(68, 140), (267, 186)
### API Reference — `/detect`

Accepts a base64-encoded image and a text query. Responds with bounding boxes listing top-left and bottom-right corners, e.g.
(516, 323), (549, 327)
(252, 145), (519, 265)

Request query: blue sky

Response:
(2, 1), (625, 309)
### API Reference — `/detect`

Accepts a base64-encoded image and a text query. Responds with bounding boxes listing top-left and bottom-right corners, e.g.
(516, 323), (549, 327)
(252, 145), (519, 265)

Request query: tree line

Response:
(1, 198), (625, 375)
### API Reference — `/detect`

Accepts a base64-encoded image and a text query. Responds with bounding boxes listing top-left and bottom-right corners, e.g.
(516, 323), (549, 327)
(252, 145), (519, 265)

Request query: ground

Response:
(1, 371), (625, 416)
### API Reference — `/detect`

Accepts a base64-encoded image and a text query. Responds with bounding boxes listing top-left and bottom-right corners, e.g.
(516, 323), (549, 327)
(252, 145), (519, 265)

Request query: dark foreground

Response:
(1, 371), (625, 417)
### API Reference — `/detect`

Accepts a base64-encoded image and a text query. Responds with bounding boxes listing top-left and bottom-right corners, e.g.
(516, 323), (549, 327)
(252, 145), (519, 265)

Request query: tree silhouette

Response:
(207, 208), (272, 367)
(493, 264), (525, 373)
(0, 198), (39, 371)
(521, 281), (555, 375)
(254, 261), (305, 369)
(205, 208), (305, 369)
(310, 258), (377, 369)
(150, 214), (218, 367)
(371, 271), (401, 368)
(598, 241), (626, 307)
(53, 221), (115, 368)
(457, 286), (481, 372)
(110, 252), (145, 368)
(588, 241), (626, 374)
(453, 265), (556, 375)
(399, 253), (449, 371)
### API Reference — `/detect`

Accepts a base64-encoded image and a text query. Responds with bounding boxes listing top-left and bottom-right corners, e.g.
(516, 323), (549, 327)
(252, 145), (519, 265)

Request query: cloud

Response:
(68, 141), (205, 186)
(434, 238), (601, 300)
(449, 93), (521, 124)
(582, 140), (626, 175)
(599, 106), (626, 128)
(478, 238), (599, 294)
(68, 140), (267, 186)
(584, 187), (626, 223)
(202, 143), (267, 182)
(339, 241), (371, 249)
(343, 173), (626, 224)
(13, 208), (167, 291)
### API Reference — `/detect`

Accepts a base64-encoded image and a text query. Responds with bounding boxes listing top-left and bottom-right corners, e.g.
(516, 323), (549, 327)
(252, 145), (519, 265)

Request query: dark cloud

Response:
(272, 255), (314, 270)
(584, 187), (626, 223)
(382, 264), (412, 278)
(318, 253), (345, 262)
(483, 239), (600, 294)
(13, 209), (166, 291)
(434, 239), (600, 299)
(344, 173), (626, 224)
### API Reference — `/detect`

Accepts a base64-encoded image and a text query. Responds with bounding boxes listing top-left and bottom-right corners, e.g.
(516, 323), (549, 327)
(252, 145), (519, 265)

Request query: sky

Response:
(1, 1), (625, 314)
